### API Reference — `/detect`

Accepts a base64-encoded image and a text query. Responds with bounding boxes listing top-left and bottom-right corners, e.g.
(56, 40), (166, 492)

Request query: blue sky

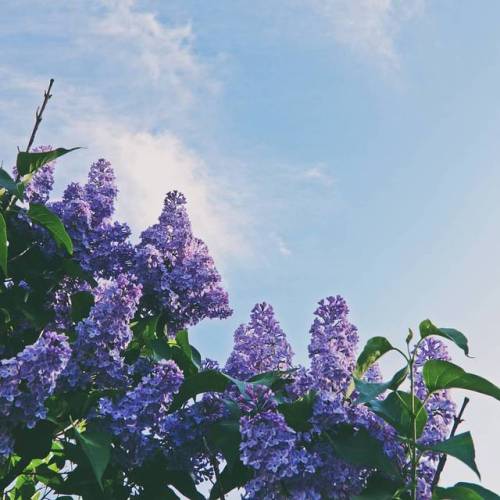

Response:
(2, 0), (500, 491)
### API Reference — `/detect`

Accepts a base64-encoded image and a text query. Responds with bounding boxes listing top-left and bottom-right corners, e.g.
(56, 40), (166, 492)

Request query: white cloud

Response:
(301, 163), (334, 186)
(271, 233), (292, 256)
(307, 0), (424, 66)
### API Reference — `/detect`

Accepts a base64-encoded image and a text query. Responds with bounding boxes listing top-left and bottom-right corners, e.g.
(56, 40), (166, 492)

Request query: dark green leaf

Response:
(423, 360), (500, 401)
(419, 319), (470, 356)
(353, 472), (406, 499)
(164, 470), (204, 500)
(71, 291), (95, 323)
(170, 370), (232, 411)
(0, 212), (7, 276)
(208, 420), (241, 464)
(176, 329), (200, 369)
(354, 366), (409, 404)
(278, 390), (316, 432)
(355, 337), (395, 378)
(418, 432), (480, 478)
(0, 168), (23, 197)
(75, 426), (112, 489)
(326, 425), (401, 478)
(368, 391), (428, 438)
(209, 460), (253, 500)
(433, 485), (483, 499)
(16, 147), (80, 177)
(455, 483), (500, 500)
(13, 420), (56, 459)
(28, 204), (73, 255)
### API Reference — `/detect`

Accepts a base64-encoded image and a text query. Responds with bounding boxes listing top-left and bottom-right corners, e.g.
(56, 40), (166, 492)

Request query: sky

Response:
(1, 0), (500, 492)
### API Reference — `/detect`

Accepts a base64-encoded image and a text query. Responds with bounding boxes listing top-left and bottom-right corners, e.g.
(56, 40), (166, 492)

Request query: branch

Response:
(431, 396), (470, 490)
(26, 78), (54, 153)
(203, 436), (226, 500)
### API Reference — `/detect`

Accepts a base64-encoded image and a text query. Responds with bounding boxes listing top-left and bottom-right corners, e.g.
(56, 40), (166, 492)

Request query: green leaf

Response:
(75, 426), (111, 489)
(170, 370), (233, 411)
(28, 204), (73, 255)
(13, 420), (56, 459)
(0, 212), (7, 276)
(208, 420), (241, 464)
(367, 391), (428, 438)
(353, 472), (406, 499)
(209, 460), (253, 500)
(423, 360), (500, 401)
(354, 337), (395, 378)
(16, 147), (80, 177)
(0, 168), (23, 197)
(176, 329), (200, 369)
(418, 432), (480, 478)
(433, 485), (483, 500)
(326, 425), (401, 478)
(354, 366), (409, 404)
(455, 483), (500, 500)
(419, 319), (470, 356)
(278, 390), (316, 432)
(248, 369), (296, 391)
(70, 291), (95, 323)
(163, 470), (204, 500)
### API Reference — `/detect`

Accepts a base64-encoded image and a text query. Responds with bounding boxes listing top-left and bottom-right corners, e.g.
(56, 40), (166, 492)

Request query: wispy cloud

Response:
(306, 0), (424, 67)
(301, 163), (334, 186)
(0, 0), (249, 264)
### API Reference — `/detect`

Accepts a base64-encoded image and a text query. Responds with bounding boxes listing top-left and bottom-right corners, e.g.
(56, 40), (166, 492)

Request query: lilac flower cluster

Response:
(0, 331), (70, 458)
(225, 302), (293, 380)
(62, 274), (142, 390)
(308, 295), (359, 394)
(136, 190), (232, 333)
(97, 359), (183, 467)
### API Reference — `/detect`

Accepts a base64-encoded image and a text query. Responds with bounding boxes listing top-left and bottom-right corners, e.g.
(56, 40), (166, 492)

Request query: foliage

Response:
(0, 86), (499, 499)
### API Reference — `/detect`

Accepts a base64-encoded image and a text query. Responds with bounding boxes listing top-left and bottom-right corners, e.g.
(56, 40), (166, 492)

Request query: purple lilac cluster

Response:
(414, 337), (455, 499)
(62, 274), (142, 390)
(308, 296), (359, 394)
(136, 190), (232, 333)
(0, 331), (71, 459)
(225, 302), (293, 380)
(50, 159), (134, 278)
(97, 359), (183, 467)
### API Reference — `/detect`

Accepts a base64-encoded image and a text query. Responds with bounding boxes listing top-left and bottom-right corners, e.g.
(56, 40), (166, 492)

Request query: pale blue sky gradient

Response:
(1, 0), (500, 491)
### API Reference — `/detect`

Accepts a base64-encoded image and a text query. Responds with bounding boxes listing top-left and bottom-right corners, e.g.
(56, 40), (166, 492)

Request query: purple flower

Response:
(0, 331), (71, 459)
(62, 274), (142, 390)
(136, 191), (232, 333)
(225, 302), (293, 380)
(308, 295), (359, 394)
(98, 360), (183, 467)
(84, 159), (117, 225)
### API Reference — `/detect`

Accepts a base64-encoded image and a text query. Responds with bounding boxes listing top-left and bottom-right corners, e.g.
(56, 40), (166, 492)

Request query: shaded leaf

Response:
(355, 337), (395, 378)
(278, 390), (316, 432)
(419, 320), (470, 357)
(367, 391), (428, 438)
(354, 366), (409, 404)
(418, 432), (480, 479)
(455, 483), (500, 500)
(28, 204), (73, 255)
(353, 472), (406, 499)
(423, 360), (500, 401)
(71, 291), (95, 323)
(209, 460), (253, 500)
(0, 168), (23, 197)
(75, 426), (111, 489)
(0, 212), (7, 276)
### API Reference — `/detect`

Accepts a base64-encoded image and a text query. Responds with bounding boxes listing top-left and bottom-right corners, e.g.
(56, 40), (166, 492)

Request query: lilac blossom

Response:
(136, 190), (231, 333)
(98, 359), (183, 467)
(225, 302), (293, 380)
(62, 274), (142, 390)
(0, 331), (71, 459)
(308, 295), (359, 394)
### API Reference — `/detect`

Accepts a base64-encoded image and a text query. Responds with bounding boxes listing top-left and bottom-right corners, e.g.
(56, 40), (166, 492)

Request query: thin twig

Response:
(203, 436), (226, 500)
(431, 396), (470, 490)
(26, 78), (54, 154)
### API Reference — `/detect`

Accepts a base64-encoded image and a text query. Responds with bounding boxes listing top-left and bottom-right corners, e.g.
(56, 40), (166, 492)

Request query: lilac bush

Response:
(0, 88), (499, 499)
